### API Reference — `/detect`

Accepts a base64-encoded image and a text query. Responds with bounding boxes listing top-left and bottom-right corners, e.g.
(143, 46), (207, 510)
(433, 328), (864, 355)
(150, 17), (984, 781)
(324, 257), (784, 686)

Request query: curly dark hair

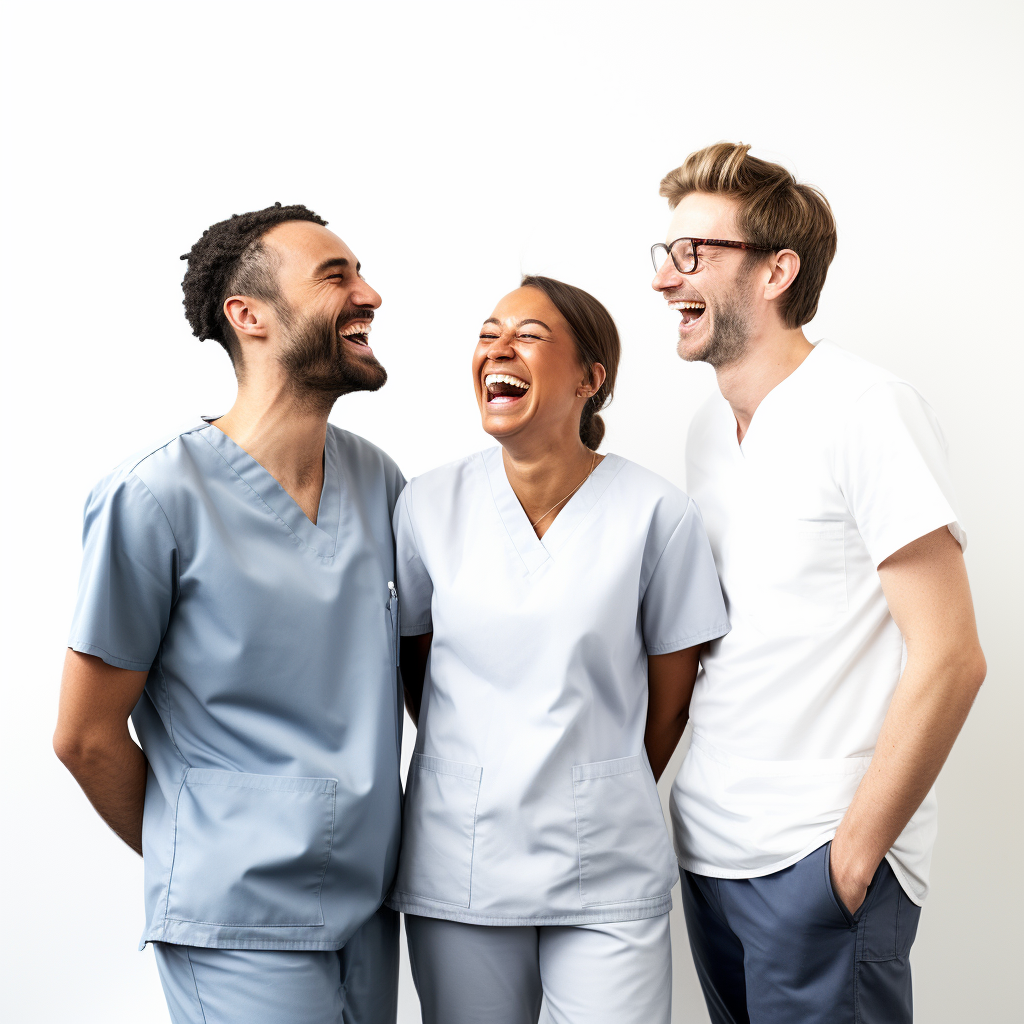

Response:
(180, 203), (327, 364)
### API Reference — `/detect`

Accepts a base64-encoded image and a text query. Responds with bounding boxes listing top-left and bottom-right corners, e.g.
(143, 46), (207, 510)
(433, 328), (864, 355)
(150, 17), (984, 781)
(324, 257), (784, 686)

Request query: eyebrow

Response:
(480, 317), (551, 330)
(314, 257), (361, 276)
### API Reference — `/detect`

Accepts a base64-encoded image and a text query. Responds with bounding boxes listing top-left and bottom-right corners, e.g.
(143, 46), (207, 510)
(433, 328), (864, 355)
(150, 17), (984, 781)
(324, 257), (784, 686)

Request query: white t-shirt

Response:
(670, 340), (964, 905)
(388, 448), (730, 925)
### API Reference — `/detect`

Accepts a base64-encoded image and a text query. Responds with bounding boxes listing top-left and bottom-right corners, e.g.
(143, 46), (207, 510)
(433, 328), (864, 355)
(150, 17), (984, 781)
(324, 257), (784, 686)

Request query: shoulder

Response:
(329, 425), (403, 481)
(404, 449), (489, 502)
(806, 347), (945, 445)
(806, 340), (908, 406)
(399, 448), (487, 516)
(606, 455), (693, 525)
(89, 424), (208, 508)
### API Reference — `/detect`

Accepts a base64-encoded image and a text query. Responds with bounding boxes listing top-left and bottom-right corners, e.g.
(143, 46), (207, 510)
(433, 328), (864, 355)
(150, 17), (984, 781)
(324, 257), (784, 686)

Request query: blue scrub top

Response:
(69, 422), (405, 950)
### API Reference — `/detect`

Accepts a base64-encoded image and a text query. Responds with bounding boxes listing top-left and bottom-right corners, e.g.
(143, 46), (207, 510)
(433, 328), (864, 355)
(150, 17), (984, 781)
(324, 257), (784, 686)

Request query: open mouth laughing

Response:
(337, 312), (374, 351)
(668, 297), (706, 333)
(484, 372), (531, 406)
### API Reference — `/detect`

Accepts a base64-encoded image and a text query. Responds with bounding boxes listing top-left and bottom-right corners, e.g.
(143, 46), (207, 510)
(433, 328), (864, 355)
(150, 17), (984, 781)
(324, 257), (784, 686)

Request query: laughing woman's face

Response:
(473, 287), (598, 447)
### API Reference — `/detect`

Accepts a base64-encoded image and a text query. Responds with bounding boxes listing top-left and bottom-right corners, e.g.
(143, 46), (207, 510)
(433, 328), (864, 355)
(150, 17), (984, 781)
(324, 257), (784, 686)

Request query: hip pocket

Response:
(573, 755), (677, 907)
(394, 754), (483, 907)
(165, 769), (336, 927)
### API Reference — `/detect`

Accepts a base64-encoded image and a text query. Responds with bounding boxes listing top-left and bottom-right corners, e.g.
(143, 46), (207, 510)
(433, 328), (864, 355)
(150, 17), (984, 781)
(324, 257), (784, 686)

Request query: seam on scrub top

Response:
(481, 449), (535, 576)
(197, 431), (328, 560)
(645, 623), (731, 656)
(831, 379), (926, 514)
(184, 949), (209, 1024)
(66, 640), (153, 671)
(154, 647), (190, 768)
(572, 775), (587, 906)
(162, 770), (190, 925)
(127, 431), (190, 475)
(131, 474), (183, 589)
(538, 453), (627, 563)
(121, 475), (190, 761)
(637, 497), (694, 603)
(312, 782), (337, 927)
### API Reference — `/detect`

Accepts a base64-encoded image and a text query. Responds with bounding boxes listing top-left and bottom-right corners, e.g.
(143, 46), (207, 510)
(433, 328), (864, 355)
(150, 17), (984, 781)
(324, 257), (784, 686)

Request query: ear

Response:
(577, 362), (607, 399)
(763, 249), (801, 303)
(223, 295), (271, 341)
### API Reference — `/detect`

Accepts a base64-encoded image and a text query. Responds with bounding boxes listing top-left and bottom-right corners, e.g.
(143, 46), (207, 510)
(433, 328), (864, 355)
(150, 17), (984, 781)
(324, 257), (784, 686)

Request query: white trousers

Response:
(405, 913), (672, 1024)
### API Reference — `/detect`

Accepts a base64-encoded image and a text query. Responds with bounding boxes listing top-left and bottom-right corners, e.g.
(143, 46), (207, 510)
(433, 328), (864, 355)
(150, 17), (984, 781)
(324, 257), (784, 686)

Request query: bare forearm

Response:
(833, 648), (984, 889)
(645, 646), (701, 781)
(56, 730), (148, 854)
(399, 633), (431, 728)
(644, 712), (689, 781)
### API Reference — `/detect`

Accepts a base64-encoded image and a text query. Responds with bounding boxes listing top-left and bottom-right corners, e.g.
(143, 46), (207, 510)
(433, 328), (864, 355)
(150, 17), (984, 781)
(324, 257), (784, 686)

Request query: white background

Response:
(1, 1), (1020, 1020)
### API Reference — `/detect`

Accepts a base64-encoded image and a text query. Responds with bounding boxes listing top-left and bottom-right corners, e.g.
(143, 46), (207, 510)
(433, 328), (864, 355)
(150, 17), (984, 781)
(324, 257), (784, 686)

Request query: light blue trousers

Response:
(153, 904), (399, 1024)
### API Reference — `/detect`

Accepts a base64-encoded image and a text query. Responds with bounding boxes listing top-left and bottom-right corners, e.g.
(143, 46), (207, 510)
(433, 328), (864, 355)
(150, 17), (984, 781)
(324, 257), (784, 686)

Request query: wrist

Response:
(831, 833), (881, 889)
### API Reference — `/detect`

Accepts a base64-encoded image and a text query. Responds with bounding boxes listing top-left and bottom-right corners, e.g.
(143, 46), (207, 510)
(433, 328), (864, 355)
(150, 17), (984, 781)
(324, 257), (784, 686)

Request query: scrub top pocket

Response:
(394, 754), (483, 908)
(573, 755), (677, 907)
(165, 769), (336, 927)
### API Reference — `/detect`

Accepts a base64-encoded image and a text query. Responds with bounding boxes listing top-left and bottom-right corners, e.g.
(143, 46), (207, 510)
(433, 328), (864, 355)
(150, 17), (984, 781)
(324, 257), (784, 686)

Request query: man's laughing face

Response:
(651, 192), (762, 370)
(262, 221), (386, 408)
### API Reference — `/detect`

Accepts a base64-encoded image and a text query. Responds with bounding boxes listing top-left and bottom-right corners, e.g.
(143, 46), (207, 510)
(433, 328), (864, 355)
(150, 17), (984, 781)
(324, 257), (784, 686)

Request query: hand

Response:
(829, 837), (876, 916)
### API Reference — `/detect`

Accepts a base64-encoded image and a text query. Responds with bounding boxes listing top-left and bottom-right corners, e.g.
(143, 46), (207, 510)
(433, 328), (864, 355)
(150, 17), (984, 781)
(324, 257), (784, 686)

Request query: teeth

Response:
(484, 373), (530, 390)
(668, 300), (705, 310)
(339, 321), (373, 336)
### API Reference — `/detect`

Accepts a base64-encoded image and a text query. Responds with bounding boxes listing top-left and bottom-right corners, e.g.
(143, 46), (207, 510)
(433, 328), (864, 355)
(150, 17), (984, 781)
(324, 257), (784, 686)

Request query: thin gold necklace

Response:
(529, 450), (598, 528)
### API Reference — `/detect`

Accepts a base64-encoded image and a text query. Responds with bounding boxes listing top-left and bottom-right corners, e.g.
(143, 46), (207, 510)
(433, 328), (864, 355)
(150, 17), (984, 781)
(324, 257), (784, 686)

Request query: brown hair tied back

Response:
(520, 275), (621, 451)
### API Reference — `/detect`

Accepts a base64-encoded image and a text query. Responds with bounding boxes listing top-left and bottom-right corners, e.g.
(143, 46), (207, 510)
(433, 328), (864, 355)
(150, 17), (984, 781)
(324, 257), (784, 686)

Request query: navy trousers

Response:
(680, 842), (922, 1024)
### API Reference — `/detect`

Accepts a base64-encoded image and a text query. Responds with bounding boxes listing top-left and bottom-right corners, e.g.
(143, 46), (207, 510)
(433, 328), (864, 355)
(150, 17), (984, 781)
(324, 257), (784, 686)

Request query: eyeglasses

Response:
(651, 237), (776, 275)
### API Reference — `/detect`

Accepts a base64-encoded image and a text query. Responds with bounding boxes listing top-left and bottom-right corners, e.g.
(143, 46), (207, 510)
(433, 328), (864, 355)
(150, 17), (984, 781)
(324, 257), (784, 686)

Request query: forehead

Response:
(666, 192), (743, 242)
(262, 220), (356, 274)
(488, 286), (566, 328)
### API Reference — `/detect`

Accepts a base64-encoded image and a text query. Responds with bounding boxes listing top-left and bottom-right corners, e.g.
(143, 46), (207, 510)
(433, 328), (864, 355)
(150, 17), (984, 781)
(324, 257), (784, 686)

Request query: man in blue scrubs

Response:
(53, 204), (405, 1023)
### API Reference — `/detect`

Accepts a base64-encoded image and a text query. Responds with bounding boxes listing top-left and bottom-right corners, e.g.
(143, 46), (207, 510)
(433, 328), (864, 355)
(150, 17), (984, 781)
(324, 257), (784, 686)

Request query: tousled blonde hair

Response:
(659, 143), (837, 328)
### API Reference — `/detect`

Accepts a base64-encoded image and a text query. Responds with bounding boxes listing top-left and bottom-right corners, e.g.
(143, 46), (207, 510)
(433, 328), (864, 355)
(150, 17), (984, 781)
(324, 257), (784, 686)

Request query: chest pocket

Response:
(746, 519), (848, 635)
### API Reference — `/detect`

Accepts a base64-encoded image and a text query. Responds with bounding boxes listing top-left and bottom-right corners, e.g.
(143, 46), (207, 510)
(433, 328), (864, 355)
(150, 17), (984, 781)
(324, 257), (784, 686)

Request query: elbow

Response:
(948, 643), (987, 702)
(53, 725), (108, 774)
(966, 646), (987, 695)
(52, 726), (83, 770)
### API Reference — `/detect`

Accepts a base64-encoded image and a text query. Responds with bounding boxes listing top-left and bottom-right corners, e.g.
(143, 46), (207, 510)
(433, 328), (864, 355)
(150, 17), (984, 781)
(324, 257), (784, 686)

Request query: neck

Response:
(501, 426), (599, 538)
(211, 374), (333, 522)
(714, 325), (813, 444)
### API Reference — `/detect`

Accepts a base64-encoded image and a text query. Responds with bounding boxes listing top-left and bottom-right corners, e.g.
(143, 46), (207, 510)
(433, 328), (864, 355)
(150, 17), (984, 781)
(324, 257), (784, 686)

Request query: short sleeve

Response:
(641, 498), (730, 655)
(383, 458), (407, 519)
(393, 484), (433, 636)
(68, 471), (179, 671)
(834, 382), (965, 567)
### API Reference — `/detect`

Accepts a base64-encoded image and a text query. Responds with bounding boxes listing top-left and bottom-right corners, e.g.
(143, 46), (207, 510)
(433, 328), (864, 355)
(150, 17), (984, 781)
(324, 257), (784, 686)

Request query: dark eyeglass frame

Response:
(651, 237), (776, 275)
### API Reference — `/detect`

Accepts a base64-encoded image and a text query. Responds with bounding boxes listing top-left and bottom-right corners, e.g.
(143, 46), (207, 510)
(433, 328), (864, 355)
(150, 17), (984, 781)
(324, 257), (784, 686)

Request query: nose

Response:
(482, 328), (515, 359)
(351, 277), (382, 309)
(652, 255), (683, 293)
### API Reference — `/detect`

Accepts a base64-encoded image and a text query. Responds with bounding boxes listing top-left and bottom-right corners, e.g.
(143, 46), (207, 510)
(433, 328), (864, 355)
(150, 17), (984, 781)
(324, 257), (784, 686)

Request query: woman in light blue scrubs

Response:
(388, 276), (729, 1024)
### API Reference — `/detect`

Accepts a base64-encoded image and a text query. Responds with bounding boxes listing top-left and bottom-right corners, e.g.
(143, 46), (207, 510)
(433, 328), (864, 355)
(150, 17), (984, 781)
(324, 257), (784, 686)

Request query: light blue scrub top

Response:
(387, 450), (729, 926)
(69, 422), (405, 950)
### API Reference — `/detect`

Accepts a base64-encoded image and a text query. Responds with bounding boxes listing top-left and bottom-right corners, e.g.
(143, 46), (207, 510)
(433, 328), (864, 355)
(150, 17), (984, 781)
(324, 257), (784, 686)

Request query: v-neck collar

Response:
(736, 339), (827, 457)
(199, 421), (342, 558)
(482, 446), (623, 576)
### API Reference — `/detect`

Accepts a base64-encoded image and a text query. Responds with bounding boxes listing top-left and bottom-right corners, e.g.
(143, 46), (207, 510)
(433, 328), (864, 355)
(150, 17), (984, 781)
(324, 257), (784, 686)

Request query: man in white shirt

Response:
(651, 143), (986, 1024)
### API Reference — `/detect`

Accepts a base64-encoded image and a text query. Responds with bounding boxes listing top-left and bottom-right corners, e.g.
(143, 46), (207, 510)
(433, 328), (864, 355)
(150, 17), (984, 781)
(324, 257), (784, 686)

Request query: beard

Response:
(278, 307), (387, 413)
(679, 265), (757, 370)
